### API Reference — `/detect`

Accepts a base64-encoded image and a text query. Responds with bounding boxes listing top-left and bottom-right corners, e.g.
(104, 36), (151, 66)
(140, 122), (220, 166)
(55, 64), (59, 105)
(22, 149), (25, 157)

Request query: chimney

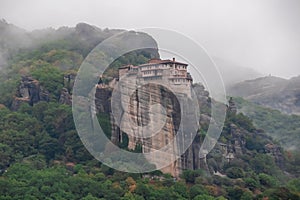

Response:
(172, 57), (175, 62)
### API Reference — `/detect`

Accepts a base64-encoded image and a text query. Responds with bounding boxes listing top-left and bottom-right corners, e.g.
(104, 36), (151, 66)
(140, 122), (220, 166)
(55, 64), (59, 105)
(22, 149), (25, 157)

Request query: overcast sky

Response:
(1, 0), (300, 78)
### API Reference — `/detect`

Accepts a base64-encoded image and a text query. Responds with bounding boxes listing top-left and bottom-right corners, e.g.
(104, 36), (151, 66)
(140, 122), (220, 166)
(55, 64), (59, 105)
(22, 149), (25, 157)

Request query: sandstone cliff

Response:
(94, 79), (211, 176)
(12, 74), (75, 110)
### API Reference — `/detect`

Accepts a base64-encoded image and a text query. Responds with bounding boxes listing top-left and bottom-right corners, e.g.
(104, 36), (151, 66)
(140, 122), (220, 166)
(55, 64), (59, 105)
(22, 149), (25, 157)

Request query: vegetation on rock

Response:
(0, 22), (299, 199)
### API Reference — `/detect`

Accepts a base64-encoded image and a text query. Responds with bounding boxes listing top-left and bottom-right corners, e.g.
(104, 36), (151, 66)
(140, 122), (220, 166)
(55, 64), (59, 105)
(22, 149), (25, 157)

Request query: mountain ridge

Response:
(228, 75), (300, 115)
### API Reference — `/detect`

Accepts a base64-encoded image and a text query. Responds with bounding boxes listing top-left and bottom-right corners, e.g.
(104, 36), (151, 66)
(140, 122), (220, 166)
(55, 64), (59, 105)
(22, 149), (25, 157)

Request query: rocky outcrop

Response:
(204, 105), (287, 175)
(12, 76), (50, 110)
(12, 74), (76, 109)
(109, 82), (183, 177)
(59, 88), (72, 105)
(94, 79), (210, 177)
(227, 124), (247, 156)
(265, 143), (285, 168)
(95, 85), (112, 114)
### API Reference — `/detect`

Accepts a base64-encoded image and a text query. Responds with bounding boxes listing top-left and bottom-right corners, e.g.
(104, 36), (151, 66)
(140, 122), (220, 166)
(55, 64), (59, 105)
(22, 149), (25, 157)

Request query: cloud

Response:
(0, 0), (299, 78)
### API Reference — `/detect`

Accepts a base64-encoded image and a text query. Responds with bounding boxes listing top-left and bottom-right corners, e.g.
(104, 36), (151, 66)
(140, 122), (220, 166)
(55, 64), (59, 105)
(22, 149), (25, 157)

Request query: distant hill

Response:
(233, 97), (300, 150)
(228, 75), (300, 115)
(213, 57), (263, 88)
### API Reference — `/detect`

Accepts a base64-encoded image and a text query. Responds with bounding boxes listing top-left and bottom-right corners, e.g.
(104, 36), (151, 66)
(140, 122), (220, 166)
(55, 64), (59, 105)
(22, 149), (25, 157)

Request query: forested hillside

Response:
(233, 97), (300, 150)
(0, 21), (299, 200)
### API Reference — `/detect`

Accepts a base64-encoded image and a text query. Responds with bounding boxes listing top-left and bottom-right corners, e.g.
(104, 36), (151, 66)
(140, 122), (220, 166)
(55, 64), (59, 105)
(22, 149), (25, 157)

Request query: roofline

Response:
(119, 64), (133, 69)
(119, 59), (188, 69)
(138, 59), (188, 67)
(119, 66), (129, 69)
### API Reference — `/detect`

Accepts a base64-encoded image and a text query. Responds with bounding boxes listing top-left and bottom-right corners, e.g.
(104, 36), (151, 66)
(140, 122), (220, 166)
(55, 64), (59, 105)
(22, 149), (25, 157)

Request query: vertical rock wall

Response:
(102, 79), (203, 176)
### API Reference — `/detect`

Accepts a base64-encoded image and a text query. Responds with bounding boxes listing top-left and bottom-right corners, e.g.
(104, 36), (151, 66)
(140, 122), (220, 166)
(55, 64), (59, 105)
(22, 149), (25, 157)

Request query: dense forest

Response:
(233, 97), (300, 150)
(0, 21), (299, 199)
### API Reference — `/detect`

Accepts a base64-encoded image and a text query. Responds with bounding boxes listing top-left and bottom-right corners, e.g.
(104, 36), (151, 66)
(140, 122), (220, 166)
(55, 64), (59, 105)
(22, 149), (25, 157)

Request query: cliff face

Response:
(204, 124), (285, 177)
(12, 74), (75, 110)
(12, 76), (50, 110)
(124, 84), (182, 177)
(95, 78), (209, 176)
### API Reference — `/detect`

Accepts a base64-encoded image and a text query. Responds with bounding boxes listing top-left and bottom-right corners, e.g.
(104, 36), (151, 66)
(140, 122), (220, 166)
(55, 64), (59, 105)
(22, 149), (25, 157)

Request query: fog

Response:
(1, 0), (300, 78)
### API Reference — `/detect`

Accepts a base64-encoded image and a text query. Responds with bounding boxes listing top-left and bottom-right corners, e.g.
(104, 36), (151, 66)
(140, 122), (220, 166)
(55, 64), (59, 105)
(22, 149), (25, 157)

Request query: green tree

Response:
(250, 154), (277, 175)
(225, 167), (244, 179)
(30, 62), (64, 101)
(173, 182), (189, 198)
(193, 194), (215, 200)
(189, 184), (208, 199)
(182, 169), (204, 183)
(258, 173), (278, 187)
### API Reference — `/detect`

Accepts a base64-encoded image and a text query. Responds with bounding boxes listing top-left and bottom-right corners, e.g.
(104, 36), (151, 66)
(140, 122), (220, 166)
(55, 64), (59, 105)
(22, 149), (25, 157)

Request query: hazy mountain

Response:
(228, 75), (300, 115)
(213, 57), (263, 88)
(0, 19), (156, 71)
(0, 19), (31, 68)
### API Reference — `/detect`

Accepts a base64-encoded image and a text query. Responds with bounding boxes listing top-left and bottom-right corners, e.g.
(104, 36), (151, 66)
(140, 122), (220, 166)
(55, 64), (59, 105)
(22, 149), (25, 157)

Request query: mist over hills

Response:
(0, 19), (148, 71)
(228, 75), (300, 115)
(1, 19), (268, 89)
(213, 57), (263, 88)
